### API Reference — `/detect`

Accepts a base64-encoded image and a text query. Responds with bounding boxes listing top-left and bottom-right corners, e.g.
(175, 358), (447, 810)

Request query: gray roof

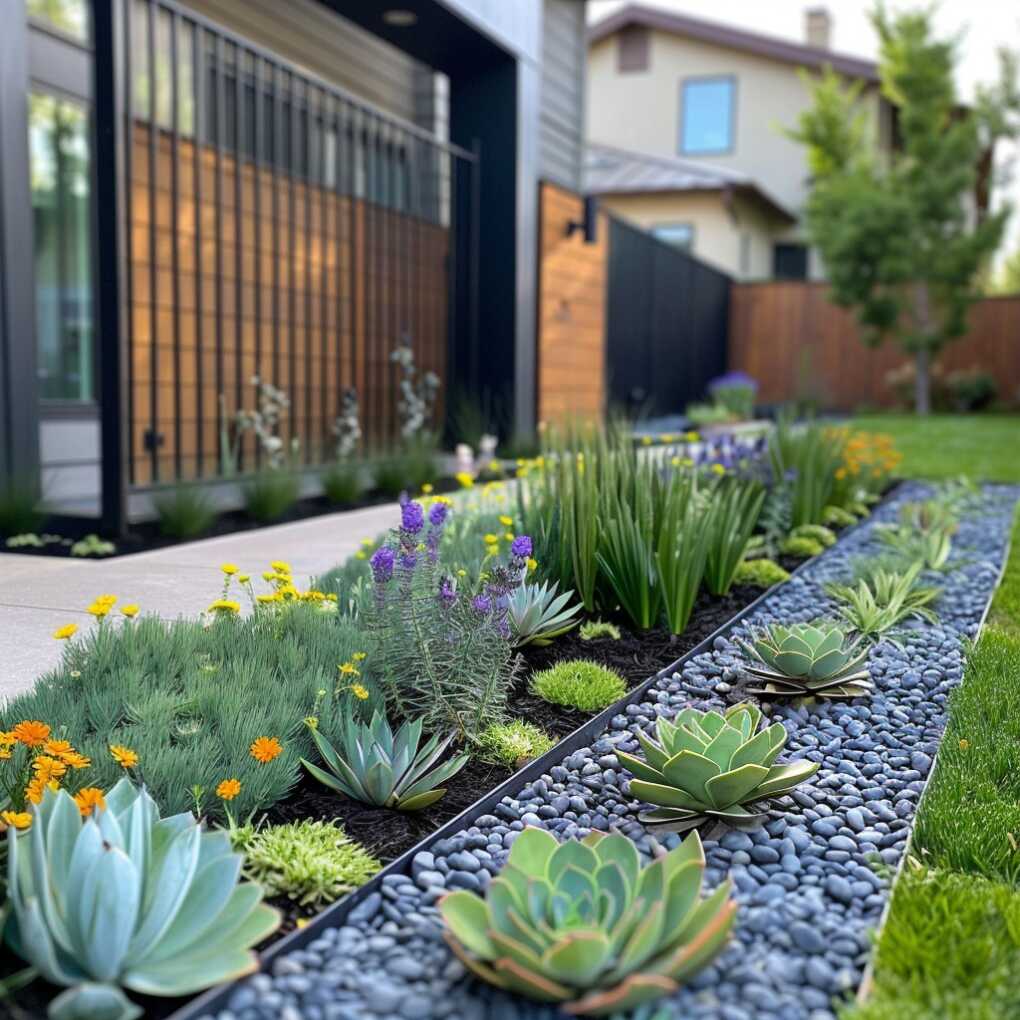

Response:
(584, 143), (795, 222)
(589, 4), (879, 83)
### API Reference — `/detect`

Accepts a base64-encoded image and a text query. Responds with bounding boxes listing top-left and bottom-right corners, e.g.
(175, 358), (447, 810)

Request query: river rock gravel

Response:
(199, 483), (1018, 1020)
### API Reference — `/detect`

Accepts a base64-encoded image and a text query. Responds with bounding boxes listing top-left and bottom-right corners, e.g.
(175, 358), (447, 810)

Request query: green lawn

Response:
(843, 504), (1020, 1019)
(850, 414), (1020, 482)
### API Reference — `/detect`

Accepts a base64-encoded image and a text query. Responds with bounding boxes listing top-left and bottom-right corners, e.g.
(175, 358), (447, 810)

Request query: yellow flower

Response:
(354, 551), (367, 560)
(498, 515), (513, 527)
(262, 570), (276, 581)
(455, 472), (474, 489)
(361, 538), (374, 547)
(1, 811), (31, 831)
(710, 464), (726, 476)
(456, 569), (467, 578)
(207, 599), (241, 615)
(684, 431), (699, 442)
(220, 563), (238, 576)
(661, 433), (675, 443)
(74, 787), (107, 817)
(350, 683), (370, 701)
(238, 574), (250, 584)
(216, 778), (241, 801)
(87, 600), (112, 618)
(0, 731), (15, 748)
(250, 737), (283, 764)
(504, 532), (515, 542)
(959, 739), (970, 750)
(338, 662), (360, 677)
(110, 744), (139, 768)
(256, 593), (281, 604)
(835, 467), (847, 480)
(641, 436), (653, 446)
(12, 721), (50, 747)
(353, 651), (367, 662)
(483, 534), (499, 545)
(527, 557), (538, 573)
(270, 560), (292, 574)
(95, 594), (118, 606)
(25, 776), (56, 805)
(120, 604), (140, 619)
(421, 483), (434, 494)
(53, 623), (78, 641)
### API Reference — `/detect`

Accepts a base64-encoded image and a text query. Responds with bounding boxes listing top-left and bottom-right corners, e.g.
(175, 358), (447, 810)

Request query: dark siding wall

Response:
(540, 0), (586, 191)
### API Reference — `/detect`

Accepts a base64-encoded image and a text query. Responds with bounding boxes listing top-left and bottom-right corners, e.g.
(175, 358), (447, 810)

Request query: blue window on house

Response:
(652, 223), (694, 251)
(680, 77), (734, 155)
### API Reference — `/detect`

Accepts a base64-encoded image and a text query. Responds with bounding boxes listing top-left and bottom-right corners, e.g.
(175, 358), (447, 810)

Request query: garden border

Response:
(169, 490), (899, 1020)
(852, 499), (1016, 1005)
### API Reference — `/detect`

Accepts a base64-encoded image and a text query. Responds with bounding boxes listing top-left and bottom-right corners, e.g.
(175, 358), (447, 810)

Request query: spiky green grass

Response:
(476, 720), (556, 769)
(529, 659), (627, 712)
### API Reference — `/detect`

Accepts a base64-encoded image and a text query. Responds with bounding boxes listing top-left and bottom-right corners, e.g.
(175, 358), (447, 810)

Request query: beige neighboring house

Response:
(586, 4), (893, 280)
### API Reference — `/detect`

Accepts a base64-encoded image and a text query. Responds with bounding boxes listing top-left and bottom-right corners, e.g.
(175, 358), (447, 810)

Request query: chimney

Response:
(804, 7), (832, 50)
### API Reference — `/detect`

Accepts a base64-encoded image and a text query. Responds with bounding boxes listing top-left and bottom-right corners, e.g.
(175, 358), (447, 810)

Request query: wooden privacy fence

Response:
(536, 182), (609, 424)
(729, 282), (1020, 409)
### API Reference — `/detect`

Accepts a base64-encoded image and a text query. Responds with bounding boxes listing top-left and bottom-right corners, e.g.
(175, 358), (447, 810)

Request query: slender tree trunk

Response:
(914, 348), (931, 416)
(912, 282), (933, 416)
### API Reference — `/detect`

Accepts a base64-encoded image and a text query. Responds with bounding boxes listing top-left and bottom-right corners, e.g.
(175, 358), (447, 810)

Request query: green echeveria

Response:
(507, 580), (583, 647)
(4, 779), (279, 1020)
(619, 703), (819, 832)
(439, 827), (736, 1016)
(738, 621), (871, 698)
(301, 710), (468, 811)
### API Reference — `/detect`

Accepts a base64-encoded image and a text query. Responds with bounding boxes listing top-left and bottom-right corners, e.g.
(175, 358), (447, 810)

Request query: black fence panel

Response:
(606, 216), (730, 419)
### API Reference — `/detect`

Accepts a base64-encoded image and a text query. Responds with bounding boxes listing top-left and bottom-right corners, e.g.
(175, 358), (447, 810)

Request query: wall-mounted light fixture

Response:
(565, 194), (599, 244)
(382, 9), (418, 27)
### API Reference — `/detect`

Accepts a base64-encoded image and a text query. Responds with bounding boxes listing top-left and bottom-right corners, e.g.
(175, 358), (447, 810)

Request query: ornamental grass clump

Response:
(739, 621), (872, 699)
(366, 499), (524, 738)
(439, 826), (736, 1015)
(302, 710), (468, 811)
(5, 780), (279, 1020)
(152, 483), (218, 539)
(237, 818), (380, 907)
(477, 720), (556, 769)
(530, 659), (626, 712)
(702, 478), (766, 595)
(825, 562), (940, 641)
(618, 702), (819, 833)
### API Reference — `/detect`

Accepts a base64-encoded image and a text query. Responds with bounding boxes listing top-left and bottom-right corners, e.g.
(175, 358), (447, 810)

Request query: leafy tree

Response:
(988, 244), (1020, 296)
(790, 5), (1018, 413)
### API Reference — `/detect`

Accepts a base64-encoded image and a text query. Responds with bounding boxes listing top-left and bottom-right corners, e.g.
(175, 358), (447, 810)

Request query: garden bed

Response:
(174, 482), (1018, 1020)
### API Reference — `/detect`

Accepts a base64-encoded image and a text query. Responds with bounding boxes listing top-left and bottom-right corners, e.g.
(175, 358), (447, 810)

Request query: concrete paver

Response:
(0, 500), (399, 704)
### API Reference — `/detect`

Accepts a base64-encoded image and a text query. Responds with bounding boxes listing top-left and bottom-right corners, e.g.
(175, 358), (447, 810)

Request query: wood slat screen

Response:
(537, 182), (608, 424)
(729, 281), (1020, 409)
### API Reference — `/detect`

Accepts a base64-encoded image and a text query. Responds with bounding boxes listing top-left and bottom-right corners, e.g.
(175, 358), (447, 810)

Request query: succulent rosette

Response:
(439, 826), (736, 1016)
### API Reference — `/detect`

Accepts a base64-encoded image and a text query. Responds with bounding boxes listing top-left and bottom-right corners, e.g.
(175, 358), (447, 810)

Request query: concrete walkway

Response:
(0, 501), (399, 704)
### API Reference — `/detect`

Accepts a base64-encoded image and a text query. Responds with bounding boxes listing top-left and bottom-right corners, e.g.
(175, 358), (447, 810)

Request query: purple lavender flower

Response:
(401, 500), (425, 535)
(399, 550), (418, 571)
(510, 535), (533, 560)
(428, 502), (449, 527)
(437, 576), (456, 607)
(472, 594), (492, 616)
(370, 546), (396, 583)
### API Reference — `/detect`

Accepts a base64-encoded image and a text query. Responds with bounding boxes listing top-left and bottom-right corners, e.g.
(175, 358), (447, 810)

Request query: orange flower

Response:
(32, 755), (68, 782)
(110, 745), (139, 768)
(249, 737), (283, 764)
(216, 778), (241, 801)
(74, 787), (107, 817)
(43, 739), (74, 757)
(0, 811), (32, 831)
(12, 721), (51, 747)
(62, 752), (91, 770)
(25, 776), (58, 805)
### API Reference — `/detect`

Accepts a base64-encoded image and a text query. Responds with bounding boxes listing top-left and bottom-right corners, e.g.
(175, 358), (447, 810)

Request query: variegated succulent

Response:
(618, 703), (819, 832)
(738, 621), (871, 698)
(439, 826), (735, 1016)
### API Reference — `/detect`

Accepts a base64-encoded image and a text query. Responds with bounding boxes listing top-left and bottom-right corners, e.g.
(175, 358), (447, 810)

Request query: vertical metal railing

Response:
(120, 0), (478, 487)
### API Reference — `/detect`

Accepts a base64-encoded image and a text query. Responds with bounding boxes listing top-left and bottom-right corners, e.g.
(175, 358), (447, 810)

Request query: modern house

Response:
(586, 4), (891, 281)
(0, 0), (591, 532)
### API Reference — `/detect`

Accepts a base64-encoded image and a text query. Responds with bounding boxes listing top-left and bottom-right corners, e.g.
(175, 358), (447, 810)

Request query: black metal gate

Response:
(606, 216), (730, 419)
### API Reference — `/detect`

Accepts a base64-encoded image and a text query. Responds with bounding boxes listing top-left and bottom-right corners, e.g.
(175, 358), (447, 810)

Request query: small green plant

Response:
(507, 580), (583, 646)
(768, 411), (846, 527)
(5, 780), (279, 1019)
(529, 659), (626, 712)
(237, 819), (379, 907)
(702, 479), (766, 595)
(739, 621), (871, 699)
(243, 469), (301, 522)
(371, 438), (437, 497)
(477, 720), (555, 769)
(877, 524), (953, 570)
(790, 523), (836, 547)
(153, 483), (218, 539)
(619, 702), (819, 832)
(579, 619), (622, 641)
(439, 827), (736, 1015)
(320, 461), (364, 506)
(733, 558), (791, 589)
(70, 533), (116, 557)
(825, 562), (940, 641)
(0, 477), (42, 537)
(823, 504), (857, 528)
(302, 711), (469, 811)
(780, 535), (824, 559)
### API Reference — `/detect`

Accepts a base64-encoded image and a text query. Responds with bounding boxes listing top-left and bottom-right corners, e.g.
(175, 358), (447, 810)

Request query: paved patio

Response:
(0, 501), (398, 704)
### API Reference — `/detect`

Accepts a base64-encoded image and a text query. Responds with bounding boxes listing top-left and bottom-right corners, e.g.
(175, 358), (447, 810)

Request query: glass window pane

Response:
(680, 78), (733, 155)
(26, 0), (89, 41)
(653, 223), (694, 250)
(30, 93), (94, 402)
